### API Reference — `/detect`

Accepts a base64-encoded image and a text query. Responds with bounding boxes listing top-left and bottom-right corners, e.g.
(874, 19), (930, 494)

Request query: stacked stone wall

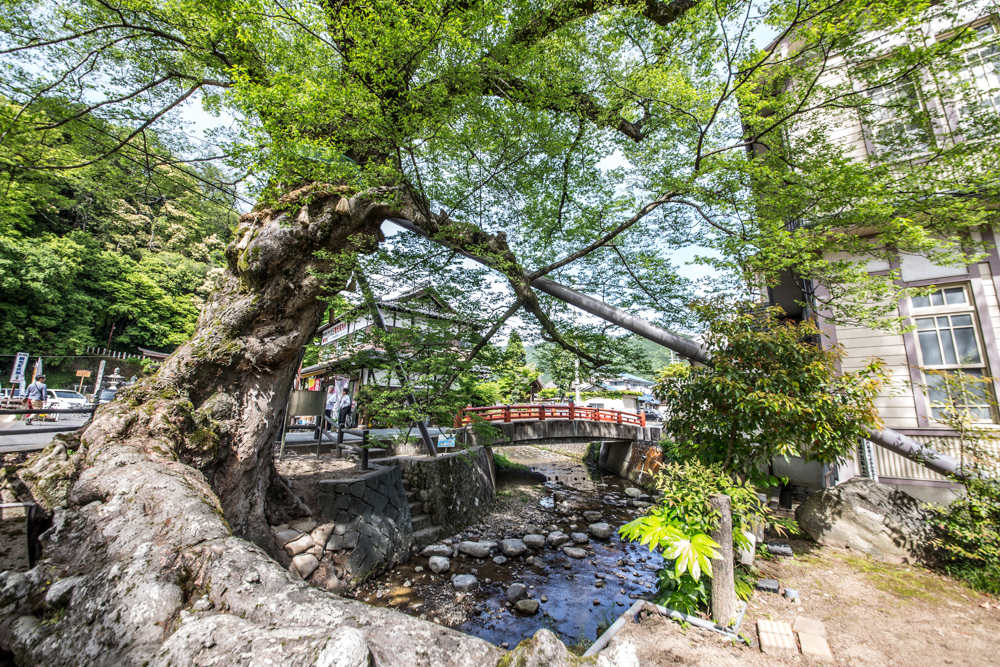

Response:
(389, 446), (496, 536)
(318, 465), (412, 579)
(599, 438), (662, 487)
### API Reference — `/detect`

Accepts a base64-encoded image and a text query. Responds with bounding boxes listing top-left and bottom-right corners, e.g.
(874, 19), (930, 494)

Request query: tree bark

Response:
(709, 493), (736, 627)
(0, 185), (502, 665)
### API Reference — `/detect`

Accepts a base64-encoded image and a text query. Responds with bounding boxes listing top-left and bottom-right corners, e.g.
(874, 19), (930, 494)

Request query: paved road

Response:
(0, 415), (89, 453)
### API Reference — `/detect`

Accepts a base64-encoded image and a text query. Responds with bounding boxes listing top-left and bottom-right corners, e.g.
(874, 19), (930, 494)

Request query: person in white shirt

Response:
(338, 389), (352, 426)
(324, 386), (337, 426)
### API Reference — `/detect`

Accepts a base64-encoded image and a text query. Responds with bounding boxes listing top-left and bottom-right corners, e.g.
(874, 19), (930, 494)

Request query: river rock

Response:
(522, 534), (547, 549)
(570, 533), (589, 544)
(428, 556), (451, 574)
(796, 478), (937, 564)
(493, 555), (508, 565)
(453, 574), (479, 592)
(506, 583), (528, 602)
(631, 500), (652, 509)
(625, 487), (642, 498)
(583, 511), (602, 522)
(284, 534), (314, 556)
(458, 541), (496, 558)
(515, 599), (540, 615)
(547, 531), (570, 548)
(589, 523), (613, 539)
(421, 544), (454, 558)
(273, 529), (302, 548)
(525, 524), (543, 535)
(289, 518), (317, 533)
(562, 546), (588, 559)
(499, 539), (528, 557)
(310, 523), (335, 548)
(291, 553), (320, 579)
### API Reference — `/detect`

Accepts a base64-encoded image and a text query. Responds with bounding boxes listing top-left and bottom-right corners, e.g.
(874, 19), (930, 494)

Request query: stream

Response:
(356, 445), (666, 650)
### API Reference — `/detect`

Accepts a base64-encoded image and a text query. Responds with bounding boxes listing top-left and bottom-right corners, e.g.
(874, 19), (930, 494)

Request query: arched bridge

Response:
(454, 404), (662, 448)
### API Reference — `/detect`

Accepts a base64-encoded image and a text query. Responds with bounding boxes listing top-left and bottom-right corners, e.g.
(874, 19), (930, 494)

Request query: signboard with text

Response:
(9, 352), (28, 384)
(76, 370), (92, 378)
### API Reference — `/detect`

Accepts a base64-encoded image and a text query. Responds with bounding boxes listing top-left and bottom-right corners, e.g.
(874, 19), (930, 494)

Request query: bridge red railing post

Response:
(617, 410), (622, 425)
(454, 408), (463, 428)
(539, 404), (545, 421)
(504, 405), (511, 423)
(569, 403), (575, 420)
(640, 411), (646, 427)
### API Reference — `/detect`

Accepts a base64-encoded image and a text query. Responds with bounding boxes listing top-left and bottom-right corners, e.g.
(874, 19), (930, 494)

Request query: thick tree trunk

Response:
(0, 186), (502, 665)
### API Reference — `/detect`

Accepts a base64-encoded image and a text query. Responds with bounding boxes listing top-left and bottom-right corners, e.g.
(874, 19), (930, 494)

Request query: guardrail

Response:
(0, 405), (96, 452)
(454, 404), (645, 427)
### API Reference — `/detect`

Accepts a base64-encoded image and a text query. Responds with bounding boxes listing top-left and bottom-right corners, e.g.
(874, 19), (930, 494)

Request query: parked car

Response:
(642, 409), (664, 423)
(46, 389), (91, 415)
(97, 388), (118, 405)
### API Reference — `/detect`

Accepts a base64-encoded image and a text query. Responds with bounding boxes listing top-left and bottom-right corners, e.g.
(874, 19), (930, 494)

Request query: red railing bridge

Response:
(454, 404), (645, 428)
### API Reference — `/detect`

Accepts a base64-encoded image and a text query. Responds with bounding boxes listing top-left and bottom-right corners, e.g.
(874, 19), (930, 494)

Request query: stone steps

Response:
(400, 478), (444, 548)
(411, 513), (433, 532)
(411, 526), (442, 547)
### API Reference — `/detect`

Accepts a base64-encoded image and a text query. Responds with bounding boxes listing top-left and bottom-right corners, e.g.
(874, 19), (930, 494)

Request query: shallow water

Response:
(360, 446), (665, 649)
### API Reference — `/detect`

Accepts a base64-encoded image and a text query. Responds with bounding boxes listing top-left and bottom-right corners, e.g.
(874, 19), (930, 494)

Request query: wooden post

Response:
(504, 405), (511, 423)
(640, 411), (646, 427)
(569, 403), (575, 420)
(709, 493), (736, 627)
(539, 404), (545, 421)
(617, 410), (622, 425)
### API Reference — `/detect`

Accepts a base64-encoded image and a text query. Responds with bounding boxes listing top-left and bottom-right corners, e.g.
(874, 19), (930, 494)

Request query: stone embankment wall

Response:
(390, 446), (496, 536)
(317, 465), (413, 579)
(599, 430), (662, 488)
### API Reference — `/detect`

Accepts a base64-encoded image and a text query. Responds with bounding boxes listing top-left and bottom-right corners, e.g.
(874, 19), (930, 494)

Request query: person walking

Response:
(338, 388), (352, 427)
(23, 374), (47, 425)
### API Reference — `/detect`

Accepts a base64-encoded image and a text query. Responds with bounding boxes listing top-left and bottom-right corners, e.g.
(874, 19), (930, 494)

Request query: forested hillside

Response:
(0, 97), (238, 356)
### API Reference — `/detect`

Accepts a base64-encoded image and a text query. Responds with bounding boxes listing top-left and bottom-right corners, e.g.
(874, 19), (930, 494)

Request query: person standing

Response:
(23, 374), (47, 425)
(338, 388), (352, 427)
(324, 386), (337, 426)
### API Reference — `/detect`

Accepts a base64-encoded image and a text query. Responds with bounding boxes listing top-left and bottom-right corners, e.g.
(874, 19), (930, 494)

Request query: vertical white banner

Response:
(9, 352), (28, 384)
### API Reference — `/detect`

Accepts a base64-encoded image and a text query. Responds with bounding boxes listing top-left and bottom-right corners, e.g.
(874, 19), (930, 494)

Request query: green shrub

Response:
(619, 461), (794, 614)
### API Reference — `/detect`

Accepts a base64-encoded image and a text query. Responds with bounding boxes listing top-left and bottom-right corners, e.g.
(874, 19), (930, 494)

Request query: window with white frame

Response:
(865, 60), (930, 154)
(957, 21), (1000, 119)
(911, 285), (994, 421)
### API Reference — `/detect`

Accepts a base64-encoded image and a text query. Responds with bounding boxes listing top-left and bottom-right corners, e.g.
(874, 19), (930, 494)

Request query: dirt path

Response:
(615, 539), (999, 666)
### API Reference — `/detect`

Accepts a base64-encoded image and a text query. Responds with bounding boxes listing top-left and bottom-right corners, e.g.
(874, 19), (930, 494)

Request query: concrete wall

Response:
(318, 465), (412, 579)
(389, 446), (496, 536)
(599, 439), (661, 488)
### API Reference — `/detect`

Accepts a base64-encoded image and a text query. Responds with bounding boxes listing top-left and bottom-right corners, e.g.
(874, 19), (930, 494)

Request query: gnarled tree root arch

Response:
(0, 188), (610, 666)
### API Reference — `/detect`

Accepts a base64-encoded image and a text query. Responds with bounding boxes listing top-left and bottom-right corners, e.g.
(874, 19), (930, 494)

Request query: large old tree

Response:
(0, 0), (997, 663)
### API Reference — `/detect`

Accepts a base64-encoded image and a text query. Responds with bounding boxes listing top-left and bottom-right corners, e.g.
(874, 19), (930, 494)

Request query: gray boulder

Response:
(522, 534), (547, 550)
(499, 539), (528, 557)
(453, 574), (479, 592)
(546, 531), (570, 548)
(624, 487), (641, 498)
(506, 583), (528, 602)
(795, 478), (937, 564)
(589, 522), (613, 539)
(570, 533), (589, 544)
(421, 544), (454, 558)
(428, 556), (451, 573)
(458, 541), (496, 558)
(493, 555), (508, 565)
(583, 511), (603, 522)
(515, 599), (540, 615)
(562, 546), (588, 559)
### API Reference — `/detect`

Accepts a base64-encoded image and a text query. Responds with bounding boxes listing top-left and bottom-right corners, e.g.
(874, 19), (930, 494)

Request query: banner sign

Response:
(438, 434), (456, 448)
(321, 316), (370, 345)
(9, 352), (28, 384)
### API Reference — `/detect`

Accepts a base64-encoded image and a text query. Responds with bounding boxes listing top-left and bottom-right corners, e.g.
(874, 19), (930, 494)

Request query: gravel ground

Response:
(614, 540), (1000, 666)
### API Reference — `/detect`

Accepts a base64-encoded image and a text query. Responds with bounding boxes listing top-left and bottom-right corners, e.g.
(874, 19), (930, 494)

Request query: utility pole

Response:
(572, 308), (581, 405)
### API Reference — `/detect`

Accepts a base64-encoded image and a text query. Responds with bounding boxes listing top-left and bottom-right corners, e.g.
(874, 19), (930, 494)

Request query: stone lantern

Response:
(107, 367), (124, 390)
